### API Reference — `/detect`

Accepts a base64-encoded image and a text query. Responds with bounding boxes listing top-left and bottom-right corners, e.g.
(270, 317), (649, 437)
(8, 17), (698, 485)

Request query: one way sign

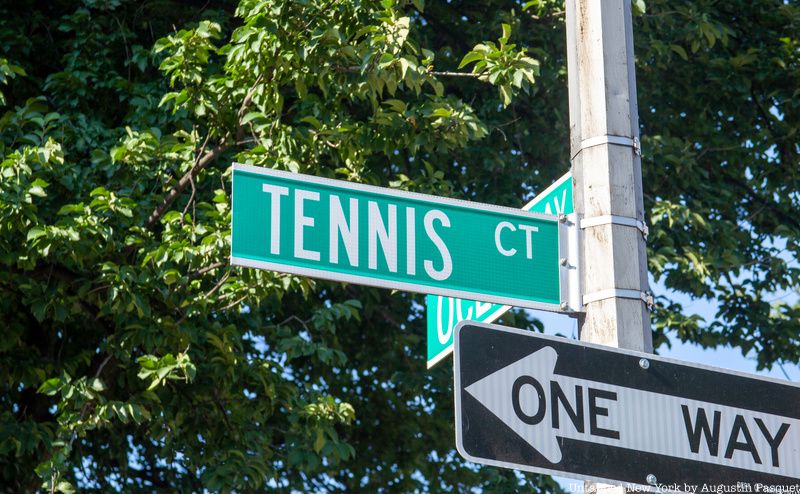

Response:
(454, 322), (800, 491)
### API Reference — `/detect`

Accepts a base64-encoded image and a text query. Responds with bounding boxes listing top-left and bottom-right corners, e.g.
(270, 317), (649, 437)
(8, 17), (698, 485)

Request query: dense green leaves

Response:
(459, 24), (540, 106)
(0, 0), (798, 492)
(636, 1), (800, 362)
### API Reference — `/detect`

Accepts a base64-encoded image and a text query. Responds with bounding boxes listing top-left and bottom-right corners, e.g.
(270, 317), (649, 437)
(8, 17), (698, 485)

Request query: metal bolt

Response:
(559, 257), (568, 266)
(560, 302), (569, 311)
(558, 213), (567, 223)
(646, 474), (657, 485)
(639, 358), (650, 370)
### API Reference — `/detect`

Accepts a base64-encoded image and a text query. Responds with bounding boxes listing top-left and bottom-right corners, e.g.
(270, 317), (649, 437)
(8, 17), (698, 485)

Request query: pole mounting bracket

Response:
(571, 135), (641, 160)
(583, 288), (654, 311)
(580, 214), (649, 239)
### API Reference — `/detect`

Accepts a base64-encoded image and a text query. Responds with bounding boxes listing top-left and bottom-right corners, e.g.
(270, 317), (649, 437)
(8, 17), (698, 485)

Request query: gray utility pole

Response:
(566, 0), (652, 352)
(565, 0), (652, 489)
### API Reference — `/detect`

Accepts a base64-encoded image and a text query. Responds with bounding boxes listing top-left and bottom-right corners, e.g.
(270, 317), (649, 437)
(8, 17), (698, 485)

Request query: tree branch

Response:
(723, 174), (800, 231)
(527, 10), (565, 21)
(333, 65), (480, 78)
(236, 75), (263, 143)
(94, 354), (113, 379)
(429, 70), (481, 78)
(188, 261), (226, 279)
(204, 271), (230, 298)
(145, 141), (230, 229)
(146, 76), (263, 231)
(220, 295), (247, 312)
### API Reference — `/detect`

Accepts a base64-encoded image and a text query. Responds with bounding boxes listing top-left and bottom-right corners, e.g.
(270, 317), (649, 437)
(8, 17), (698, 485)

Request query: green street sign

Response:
(231, 164), (568, 310)
(426, 173), (574, 368)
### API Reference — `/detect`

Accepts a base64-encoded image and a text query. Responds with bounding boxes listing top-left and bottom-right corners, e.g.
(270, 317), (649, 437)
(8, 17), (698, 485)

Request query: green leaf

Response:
(56, 480), (76, 494)
(383, 99), (406, 112)
(110, 145), (127, 162)
(501, 24), (512, 43)
(398, 57), (410, 80)
(669, 44), (688, 61)
(27, 227), (46, 241)
(29, 179), (48, 197)
(163, 269), (181, 286)
(294, 77), (307, 99)
(458, 51), (485, 70)
(300, 116), (322, 129)
(37, 377), (62, 396)
(31, 177), (49, 188)
(512, 69), (524, 88)
(241, 111), (263, 125)
(115, 403), (130, 424)
(499, 84), (512, 107)
(90, 378), (105, 392)
(313, 429), (325, 453)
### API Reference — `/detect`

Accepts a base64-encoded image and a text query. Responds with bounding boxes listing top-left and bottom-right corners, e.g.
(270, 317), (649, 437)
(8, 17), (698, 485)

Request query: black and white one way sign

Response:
(454, 322), (800, 491)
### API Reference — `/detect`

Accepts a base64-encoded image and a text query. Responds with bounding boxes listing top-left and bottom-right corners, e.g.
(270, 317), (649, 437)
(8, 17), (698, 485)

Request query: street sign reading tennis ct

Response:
(231, 164), (569, 310)
(426, 172), (574, 368)
(454, 322), (800, 492)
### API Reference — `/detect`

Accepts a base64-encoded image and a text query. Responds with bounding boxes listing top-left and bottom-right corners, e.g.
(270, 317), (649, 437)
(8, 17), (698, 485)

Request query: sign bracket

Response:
(571, 134), (641, 160)
(558, 213), (582, 313)
(582, 288), (654, 311)
(580, 214), (649, 239)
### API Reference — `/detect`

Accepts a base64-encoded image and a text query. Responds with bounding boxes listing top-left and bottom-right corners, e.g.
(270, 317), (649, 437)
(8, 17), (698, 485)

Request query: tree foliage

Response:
(0, 0), (797, 492)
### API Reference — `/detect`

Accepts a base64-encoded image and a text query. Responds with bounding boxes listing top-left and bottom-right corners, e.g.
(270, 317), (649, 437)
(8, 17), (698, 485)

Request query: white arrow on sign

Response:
(465, 347), (800, 477)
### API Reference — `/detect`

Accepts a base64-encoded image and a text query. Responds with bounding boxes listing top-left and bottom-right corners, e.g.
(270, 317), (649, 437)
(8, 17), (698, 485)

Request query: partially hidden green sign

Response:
(231, 164), (564, 310)
(426, 172), (573, 368)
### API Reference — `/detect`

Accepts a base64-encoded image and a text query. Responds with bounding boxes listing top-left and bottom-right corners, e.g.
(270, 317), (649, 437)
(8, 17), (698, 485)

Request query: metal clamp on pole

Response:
(580, 214), (649, 239)
(583, 289), (654, 311)
(571, 135), (641, 160)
